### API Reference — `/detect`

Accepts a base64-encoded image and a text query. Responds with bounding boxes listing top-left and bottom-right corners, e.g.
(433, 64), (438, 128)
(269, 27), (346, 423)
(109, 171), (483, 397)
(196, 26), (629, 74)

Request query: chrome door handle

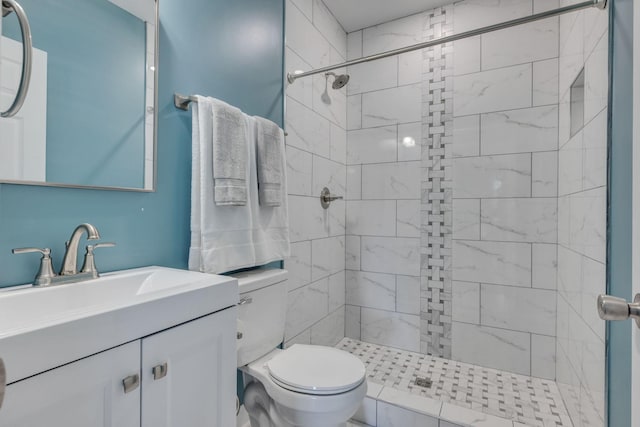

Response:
(597, 294), (640, 328)
(320, 187), (343, 209)
(1, 0), (33, 118)
(152, 362), (168, 380)
(0, 357), (6, 410)
(122, 374), (140, 393)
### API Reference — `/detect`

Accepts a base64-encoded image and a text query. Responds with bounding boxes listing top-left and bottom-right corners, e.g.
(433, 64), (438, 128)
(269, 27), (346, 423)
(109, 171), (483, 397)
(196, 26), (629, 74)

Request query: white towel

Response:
(248, 116), (291, 264)
(254, 116), (284, 207)
(189, 96), (255, 274)
(211, 98), (248, 206)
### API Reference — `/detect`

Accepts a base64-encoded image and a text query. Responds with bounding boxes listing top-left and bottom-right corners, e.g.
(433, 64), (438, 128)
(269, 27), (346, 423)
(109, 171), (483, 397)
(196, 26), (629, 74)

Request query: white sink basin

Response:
(0, 266), (238, 383)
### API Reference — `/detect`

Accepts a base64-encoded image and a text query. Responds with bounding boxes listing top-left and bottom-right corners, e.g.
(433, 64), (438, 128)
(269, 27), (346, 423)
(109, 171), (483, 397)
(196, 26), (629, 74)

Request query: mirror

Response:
(0, 0), (157, 191)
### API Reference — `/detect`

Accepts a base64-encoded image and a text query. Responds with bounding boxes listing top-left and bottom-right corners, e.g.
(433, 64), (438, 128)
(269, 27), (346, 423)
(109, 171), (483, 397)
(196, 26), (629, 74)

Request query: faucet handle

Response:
(12, 247), (57, 286)
(81, 242), (116, 278)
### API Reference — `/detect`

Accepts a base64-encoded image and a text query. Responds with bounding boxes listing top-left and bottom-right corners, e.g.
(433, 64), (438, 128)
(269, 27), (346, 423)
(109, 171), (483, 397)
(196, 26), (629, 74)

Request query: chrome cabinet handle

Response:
(238, 296), (253, 306)
(122, 374), (140, 394)
(597, 294), (640, 328)
(1, 0), (33, 118)
(320, 187), (343, 209)
(152, 363), (168, 380)
(0, 357), (6, 410)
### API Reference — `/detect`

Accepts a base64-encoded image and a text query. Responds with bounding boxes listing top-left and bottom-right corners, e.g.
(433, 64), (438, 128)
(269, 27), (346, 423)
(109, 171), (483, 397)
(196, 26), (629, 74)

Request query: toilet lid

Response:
(266, 344), (365, 395)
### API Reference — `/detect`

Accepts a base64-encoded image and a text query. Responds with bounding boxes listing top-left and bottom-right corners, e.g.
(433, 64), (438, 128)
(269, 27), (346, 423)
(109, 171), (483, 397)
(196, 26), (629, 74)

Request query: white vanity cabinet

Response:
(0, 307), (237, 427)
(0, 341), (141, 427)
(141, 308), (237, 427)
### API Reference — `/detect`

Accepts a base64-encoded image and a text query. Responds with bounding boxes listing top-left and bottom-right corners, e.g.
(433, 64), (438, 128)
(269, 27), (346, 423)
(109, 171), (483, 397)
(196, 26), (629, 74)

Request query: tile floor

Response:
(338, 338), (572, 426)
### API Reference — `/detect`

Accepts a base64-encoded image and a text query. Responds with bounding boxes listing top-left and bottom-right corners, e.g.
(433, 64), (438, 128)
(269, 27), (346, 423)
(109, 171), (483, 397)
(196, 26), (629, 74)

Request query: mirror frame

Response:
(0, 0), (159, 192)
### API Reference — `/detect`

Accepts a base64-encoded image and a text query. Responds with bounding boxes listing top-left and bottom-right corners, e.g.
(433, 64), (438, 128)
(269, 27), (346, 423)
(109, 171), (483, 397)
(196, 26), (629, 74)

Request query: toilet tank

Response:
(232, 268), (288, 367)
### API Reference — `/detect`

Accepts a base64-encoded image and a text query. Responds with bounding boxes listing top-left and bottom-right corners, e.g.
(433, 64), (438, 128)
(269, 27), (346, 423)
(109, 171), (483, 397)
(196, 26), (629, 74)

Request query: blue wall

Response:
(607, 0), (632, 424)
(4, 0), (147, 188)
(0, 0), (284, 287)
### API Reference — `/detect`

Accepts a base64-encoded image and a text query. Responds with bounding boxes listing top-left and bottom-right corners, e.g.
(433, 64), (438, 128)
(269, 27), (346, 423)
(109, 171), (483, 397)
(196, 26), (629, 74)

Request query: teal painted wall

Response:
(607, 0), (632, 425)
(4, 0), (147, 188)
(0, 0), (284, 287)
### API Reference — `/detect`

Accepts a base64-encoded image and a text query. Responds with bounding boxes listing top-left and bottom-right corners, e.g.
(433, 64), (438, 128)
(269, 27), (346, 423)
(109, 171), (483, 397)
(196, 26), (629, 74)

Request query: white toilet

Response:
(233, 268), (367, 427)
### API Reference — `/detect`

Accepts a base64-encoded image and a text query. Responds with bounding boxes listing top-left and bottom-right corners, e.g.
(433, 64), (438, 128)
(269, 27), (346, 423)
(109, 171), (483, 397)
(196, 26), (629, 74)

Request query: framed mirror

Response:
(0, 0), (157, 191)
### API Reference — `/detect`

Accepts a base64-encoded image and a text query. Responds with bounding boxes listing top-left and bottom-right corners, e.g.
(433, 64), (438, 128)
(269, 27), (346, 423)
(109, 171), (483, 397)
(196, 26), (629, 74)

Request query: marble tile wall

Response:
(344, 10), (426, 354)
(283, 0), (347, 348)
(451, 0), (560, 379)
(555, 2), (608, 426)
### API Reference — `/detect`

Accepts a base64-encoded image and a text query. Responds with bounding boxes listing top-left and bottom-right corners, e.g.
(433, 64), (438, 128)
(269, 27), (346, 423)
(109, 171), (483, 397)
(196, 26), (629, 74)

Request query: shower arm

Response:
(286, 0), (606, 84)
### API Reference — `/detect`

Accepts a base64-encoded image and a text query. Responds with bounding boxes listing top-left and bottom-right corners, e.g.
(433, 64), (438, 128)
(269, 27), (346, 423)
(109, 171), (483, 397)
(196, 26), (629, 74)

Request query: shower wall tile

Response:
(362, 84), (422, 127)
(398, 51), (423, 86)
(452, 154), (532, 198)
(347, 57), (398, 96)
(396, 200), (421, 238)
(347, 30), (362, 61)
(285, 241), (312, 291)
(533, 58), (560, 106)
(361, 307), (421, 352)
(481, 18), (559, 70)
(311, 236), (345, 281)
(285, 1), (347, 346)
(556, 5), (607, 425)
(451, 321), (531, 375)
(347, 94), (362, 130)
(532, 243), (558, 290)
(286, 96), (331, 158)
(312, 0), (347, 58)
(346, 270), (397, 311)
(531, 334), (557, 380)
(454, 64), (532, 116)
(452, 199), (480, 240)
(346, 200), (397, 236)
(480, 198), (558, 243)
(453, 37), (481, 76)
(286, 145), (313, 196)
(362, 162), (421, 200)
(346, 165), (362, 200)
(453, 0), (531, 33)
(398, 122), (422, 161)
(452, 115), (480, 157)
(532, 151), (559, 197)
(346, 235), (361, 270)
(396, 275), (421, 315)
(361, 236), (421, 276)
(480, 285), (556, 335)
(480, 106), (559, 155)
(453, 240), (532, 287)
(451, 281), (480, 324)
(347, 125), (398, 164)
(345, 305), (361, 339)
(362, 13), (423, 56)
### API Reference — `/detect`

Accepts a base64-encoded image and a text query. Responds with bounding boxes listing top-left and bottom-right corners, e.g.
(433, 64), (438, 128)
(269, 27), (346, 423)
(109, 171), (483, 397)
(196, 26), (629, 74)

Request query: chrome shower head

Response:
(325, 72), (350, 89)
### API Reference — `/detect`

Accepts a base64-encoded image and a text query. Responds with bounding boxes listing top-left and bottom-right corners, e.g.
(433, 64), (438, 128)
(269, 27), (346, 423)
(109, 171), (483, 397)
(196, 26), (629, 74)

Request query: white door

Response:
(0, 34), (47, 182)
(0, 341), (141, 427)
(141, 308), (237, 427)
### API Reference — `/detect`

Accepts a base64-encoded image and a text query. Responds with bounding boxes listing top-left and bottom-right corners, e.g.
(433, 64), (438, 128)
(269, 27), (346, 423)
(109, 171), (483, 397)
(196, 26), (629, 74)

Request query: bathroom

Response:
(0, 0), (637, 425)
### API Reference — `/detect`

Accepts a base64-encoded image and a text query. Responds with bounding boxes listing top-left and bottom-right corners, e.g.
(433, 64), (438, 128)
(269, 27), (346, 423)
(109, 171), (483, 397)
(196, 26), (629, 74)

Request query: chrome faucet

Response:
(60, 223), (100, 276)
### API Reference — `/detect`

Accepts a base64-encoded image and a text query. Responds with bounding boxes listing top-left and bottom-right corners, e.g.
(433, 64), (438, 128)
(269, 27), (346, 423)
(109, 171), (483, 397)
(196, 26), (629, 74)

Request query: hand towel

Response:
(189, 96), (256, 274)
(254, 116), (285, 207)
(211, 98), (248, 206)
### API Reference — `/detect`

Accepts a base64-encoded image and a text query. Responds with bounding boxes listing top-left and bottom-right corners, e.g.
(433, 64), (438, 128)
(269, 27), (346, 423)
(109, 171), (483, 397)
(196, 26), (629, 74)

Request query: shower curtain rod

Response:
(286, 0), (607, 84)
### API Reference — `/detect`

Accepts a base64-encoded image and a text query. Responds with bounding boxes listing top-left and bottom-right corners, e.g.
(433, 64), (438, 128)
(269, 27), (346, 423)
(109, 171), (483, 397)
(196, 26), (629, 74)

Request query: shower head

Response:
(325, 72), (350, 89)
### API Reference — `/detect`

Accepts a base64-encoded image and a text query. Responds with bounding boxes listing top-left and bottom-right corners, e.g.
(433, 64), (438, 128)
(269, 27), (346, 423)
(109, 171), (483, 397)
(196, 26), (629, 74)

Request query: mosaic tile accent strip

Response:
(420, 5), (454, 358)
(338, 338), (572, 427)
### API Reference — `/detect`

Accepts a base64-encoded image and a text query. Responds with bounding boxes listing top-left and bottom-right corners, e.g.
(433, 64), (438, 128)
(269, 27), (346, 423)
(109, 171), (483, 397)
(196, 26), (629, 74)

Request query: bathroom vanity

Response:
(0, 267), (238, 427)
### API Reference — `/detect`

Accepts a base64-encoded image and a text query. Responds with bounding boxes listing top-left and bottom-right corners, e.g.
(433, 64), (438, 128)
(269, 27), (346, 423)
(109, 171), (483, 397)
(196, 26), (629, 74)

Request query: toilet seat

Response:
(266, 344), (366, 395)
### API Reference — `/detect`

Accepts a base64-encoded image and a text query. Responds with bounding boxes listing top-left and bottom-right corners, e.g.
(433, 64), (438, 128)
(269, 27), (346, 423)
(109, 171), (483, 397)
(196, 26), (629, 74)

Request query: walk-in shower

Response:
(284, 0), (609, 424)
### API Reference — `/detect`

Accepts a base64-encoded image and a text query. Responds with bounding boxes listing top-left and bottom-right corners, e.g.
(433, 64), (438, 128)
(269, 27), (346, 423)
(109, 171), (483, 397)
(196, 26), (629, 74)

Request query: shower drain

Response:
(414, 377), (433, 388)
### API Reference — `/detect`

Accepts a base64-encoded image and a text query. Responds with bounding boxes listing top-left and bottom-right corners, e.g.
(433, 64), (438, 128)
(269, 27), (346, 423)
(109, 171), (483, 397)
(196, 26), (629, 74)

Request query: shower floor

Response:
(337, 338), (572, 427)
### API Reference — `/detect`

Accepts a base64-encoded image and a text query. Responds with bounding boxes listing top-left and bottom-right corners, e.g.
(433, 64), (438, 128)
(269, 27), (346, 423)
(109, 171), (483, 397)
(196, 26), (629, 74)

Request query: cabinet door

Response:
(0, 341), (140, 427)
(141, 308), (237, 427)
